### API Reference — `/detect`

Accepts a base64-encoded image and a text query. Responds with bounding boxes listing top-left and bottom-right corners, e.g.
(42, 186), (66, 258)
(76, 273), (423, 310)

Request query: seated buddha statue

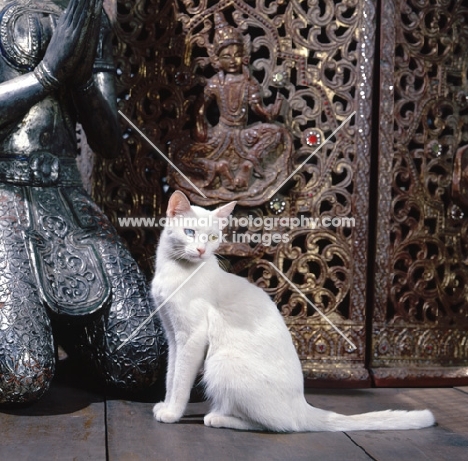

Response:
(169, 11), (293, 206)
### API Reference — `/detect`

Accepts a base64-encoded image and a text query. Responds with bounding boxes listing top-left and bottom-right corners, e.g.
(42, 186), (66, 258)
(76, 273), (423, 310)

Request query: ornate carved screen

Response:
(93, 0), (376, 386)
(372, 0), (468, 385)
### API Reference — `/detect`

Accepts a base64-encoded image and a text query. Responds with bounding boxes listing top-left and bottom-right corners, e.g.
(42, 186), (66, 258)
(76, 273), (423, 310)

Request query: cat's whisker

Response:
(171, 250), (192, 262)
(145, 254), (157, 265)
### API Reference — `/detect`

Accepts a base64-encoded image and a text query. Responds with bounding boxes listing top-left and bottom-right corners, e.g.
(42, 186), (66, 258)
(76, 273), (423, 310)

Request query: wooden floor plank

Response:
(347, 428), (468, 461)
(395, 388), (468, 434)
(455, 386), (468, 395)
(316, 388), (468, 461)
(0, 382), (106, 461)
(305, 387), (468, 432)
(106, 398), (373, 461)
(3, 382), (468, 460)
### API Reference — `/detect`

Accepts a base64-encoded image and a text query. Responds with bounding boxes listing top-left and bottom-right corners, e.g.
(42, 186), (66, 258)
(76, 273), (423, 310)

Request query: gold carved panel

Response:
(93, 0), (376, 385)
(372, 0), (468, 384)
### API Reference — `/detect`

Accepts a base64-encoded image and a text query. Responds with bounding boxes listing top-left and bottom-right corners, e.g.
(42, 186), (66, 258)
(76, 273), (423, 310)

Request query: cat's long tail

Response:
(305, 406), (435, 432)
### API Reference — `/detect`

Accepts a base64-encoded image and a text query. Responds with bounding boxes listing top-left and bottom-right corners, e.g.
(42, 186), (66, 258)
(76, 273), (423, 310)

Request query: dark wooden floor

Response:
(1, 362), (467, 461)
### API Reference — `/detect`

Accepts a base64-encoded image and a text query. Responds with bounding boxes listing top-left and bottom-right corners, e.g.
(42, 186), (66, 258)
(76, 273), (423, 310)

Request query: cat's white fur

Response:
(151, 191), (435, 432)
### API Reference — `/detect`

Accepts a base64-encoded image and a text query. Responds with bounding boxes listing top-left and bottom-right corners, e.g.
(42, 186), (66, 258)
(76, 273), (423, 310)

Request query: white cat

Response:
(151, 191), (435, 432)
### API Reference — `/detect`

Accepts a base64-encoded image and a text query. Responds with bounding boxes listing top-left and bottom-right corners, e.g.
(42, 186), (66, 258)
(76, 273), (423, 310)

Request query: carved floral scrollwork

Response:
(94, 0), (374, 383)
(373, 0), (468, 380)
(26, 187), (111, 316)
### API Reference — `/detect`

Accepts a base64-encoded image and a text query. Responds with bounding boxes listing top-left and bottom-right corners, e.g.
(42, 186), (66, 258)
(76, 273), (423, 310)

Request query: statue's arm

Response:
(0, 71), (50, 128)
(71, 12), (122, 158)
(0, 0), (28, 125)
(193, 94), (209, 143)
(193, 80), (214, 143)
(249, 78), (283, 122)
(0, 0), (108, 133)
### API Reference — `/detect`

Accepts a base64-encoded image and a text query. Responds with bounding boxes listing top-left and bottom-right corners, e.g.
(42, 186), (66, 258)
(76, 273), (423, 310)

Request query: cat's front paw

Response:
(154, 405), (182, 424)
(152, 402), (167, 419)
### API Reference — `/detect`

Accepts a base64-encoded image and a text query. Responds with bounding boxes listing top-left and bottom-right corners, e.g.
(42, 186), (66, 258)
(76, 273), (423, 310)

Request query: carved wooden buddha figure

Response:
(169, 11), (293, 206)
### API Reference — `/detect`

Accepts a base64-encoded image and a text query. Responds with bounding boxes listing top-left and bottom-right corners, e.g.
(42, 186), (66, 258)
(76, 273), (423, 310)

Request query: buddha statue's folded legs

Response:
(0, 184), (166, 405)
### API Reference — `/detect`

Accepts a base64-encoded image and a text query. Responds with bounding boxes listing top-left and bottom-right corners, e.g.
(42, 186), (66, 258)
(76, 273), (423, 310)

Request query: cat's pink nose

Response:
(197, 247), (205, 255)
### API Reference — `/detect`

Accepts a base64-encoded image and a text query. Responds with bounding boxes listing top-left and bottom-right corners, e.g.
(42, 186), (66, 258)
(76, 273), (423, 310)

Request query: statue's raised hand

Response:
(34, 0), (103, 90)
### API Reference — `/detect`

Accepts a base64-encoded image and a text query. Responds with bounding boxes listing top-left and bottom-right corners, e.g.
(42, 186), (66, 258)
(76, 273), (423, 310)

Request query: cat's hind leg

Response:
(204, 413), (263, 431)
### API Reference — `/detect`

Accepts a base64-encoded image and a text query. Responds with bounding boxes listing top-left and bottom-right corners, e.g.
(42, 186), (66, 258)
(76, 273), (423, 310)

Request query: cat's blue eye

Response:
(184, 228), (195, 237)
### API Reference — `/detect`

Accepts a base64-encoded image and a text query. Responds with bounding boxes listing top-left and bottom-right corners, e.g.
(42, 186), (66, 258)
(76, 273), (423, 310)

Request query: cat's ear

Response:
(214, 201), (236, 229)
(215, 201), (236, 218)
(167, 191), (192, 217)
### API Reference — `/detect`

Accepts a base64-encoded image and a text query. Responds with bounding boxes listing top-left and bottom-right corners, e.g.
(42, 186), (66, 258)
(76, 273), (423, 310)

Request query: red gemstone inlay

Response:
(307, 134), (318, 145)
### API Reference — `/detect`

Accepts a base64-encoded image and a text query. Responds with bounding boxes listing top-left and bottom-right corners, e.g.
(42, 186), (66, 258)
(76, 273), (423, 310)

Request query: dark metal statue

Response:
(0, 0), (165, 405)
